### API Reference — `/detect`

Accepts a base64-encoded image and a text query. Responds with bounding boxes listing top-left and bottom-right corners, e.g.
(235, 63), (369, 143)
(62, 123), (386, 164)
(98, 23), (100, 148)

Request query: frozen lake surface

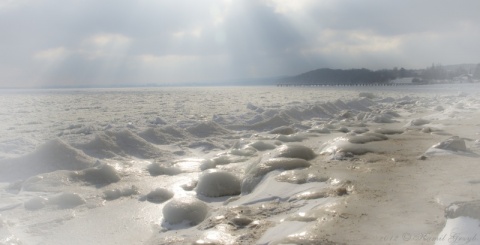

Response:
(1, 84), (480, 244)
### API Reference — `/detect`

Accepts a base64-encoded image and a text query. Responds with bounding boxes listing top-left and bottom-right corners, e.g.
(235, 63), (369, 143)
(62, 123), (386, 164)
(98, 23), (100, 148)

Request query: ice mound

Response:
(270, 144), (316, 160)
(0, 139), (94, 182)
(195, 229), (237, 245)
(24, 196), (48, 210)
(352, 128), (369, 134)
(186, 121), (230, 138)
(146, 188), (174, 203)
(150, 117), (167, 125)
(347, 132), (388, 144)
(50, 192), (86, 209)
(308, 126), (331, 134)
(246, 102), (263, 112)
(226, 147), (257, 157)
(173, 158), (216, 172)
(445, 200), (480, 220)
(320, 137), (375, 156)
(304, 105), (332, 119)
(268, 126), (295, 135)
(20, 164), (120, 192)
(374, 128), (404, 135)
(275, 170), (329, 184)
(432, 136), (467, 152)
(196, 170), (241, 197)
(103, 186), (139, 200)
(162, 197), (209, 226)
(62, 123), (97, 136)
(434, 105), (445, 111)
(406, 118), (431, 127)
(436, 200), (480, 245)
(147, 162), (182, 176)
(21, 171), (75, 192)
(209, 154), (249, 168)
(289, 187), (348, 202)
(249, 114), (294, 131)
(348, 98), (374, 111)
(188, 140), (224, 152)
(275, 133), (307, 142)
(424, 136), (477, 156)
(424, 137), (469, 158)
(359, 92), (375, 99)
(245, 158), (311, 179)
(242, 158), (311, 193)
(78, 130), (165, 159)
(230, 138), (274, 153)
(356, 112), (397, 123)
(77, 164), (121, 185)
(236, 170), (328, 205)
(138, 127), (184, 145)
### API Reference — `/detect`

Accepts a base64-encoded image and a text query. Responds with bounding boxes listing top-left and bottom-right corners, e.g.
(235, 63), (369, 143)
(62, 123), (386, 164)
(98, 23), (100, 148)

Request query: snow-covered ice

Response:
(1, 85), (480, 244)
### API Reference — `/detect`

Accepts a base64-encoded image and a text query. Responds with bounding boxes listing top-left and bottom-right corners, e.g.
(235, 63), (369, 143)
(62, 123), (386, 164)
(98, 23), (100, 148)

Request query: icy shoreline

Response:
(1, 85), (480, 244)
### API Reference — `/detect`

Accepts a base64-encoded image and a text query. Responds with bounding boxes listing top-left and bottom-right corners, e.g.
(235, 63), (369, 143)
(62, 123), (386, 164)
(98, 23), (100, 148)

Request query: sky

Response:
(1, 0), (479, 87)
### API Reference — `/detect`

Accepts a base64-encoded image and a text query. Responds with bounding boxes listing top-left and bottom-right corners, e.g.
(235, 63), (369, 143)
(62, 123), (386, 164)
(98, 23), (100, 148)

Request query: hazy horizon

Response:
(1, 0), (480, 88)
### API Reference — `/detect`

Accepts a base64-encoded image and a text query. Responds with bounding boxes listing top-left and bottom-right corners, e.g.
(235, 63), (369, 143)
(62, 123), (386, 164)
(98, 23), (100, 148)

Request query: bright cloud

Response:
(34, 47), (69, 61)
(0, 0), (479, 87)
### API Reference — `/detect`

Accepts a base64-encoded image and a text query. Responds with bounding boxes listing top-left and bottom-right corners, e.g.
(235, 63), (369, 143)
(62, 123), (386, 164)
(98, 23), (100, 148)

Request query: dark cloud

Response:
(0, 0), (479, 87)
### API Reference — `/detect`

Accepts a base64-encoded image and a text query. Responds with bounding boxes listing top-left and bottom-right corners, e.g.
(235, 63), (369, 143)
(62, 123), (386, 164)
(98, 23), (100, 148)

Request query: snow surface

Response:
(1, 85), (480, 244)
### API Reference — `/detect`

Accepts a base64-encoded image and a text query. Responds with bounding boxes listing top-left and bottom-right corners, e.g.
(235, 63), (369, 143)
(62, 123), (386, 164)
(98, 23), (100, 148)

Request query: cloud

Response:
(0, 0), (479, 87)
(34, 47), (69, 61)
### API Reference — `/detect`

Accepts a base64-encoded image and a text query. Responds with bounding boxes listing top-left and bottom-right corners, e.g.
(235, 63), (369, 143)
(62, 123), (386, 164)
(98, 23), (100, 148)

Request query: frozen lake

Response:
(1, 84), (480, 244)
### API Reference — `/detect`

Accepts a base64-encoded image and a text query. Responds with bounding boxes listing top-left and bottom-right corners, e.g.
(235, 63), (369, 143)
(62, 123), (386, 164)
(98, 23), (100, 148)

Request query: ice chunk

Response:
(320, 137), (375, 156)
(162, 197), (209, 226)
(147, 162), (182, 176)
(445, 200), (480, 220)
(275, 170), (328, 184)
(406, 118), (430, 126)
(308, 127), (331, 134)
(103, 186), (139, 200)
(78, 130), (166, 159)
(249, 114), (294, 131)
(268, 126), (295, 135)
(80, 164), (121, 185)
(358, 92), (375, 99)
(146, 188), (174, 203)
(196, 170), (241, 197)
(271, 144), (316, 160)
(24, 196), (48, 210)
(0, 139), (94, 181)
(275, 134), (306, 142)
(139, 125), (188, 145)
(151, 117), (167, 125)
(247, 141), (277, 151)
(248, 158), (311, 178)
(174, 158), (215, 172)
(186, 121), (230, 138)
(242, 158), (311, 193)
(236, 170), (328, 205)
(347, 133), (388, 144)
(432, 136), (467, 152)
(50, 192), (86, 209)
(374, 128), (404, 135)
(436, 200), (480, 245)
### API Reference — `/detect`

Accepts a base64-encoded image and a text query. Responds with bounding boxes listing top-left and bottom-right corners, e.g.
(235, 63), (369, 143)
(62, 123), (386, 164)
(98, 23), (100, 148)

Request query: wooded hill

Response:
(283, 64), (480, 85)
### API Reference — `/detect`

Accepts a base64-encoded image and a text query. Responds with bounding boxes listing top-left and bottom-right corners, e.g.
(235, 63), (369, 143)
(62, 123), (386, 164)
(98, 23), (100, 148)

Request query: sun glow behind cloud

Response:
(0, 0), (479, 87)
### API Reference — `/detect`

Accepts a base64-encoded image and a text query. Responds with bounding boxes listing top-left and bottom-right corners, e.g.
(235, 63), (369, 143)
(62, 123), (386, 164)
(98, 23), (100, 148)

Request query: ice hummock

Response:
(0, 139), (94, 182)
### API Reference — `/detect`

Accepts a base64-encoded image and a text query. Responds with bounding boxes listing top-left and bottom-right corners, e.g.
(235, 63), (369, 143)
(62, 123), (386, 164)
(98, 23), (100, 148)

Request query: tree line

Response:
(285, 64), (480, 85)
